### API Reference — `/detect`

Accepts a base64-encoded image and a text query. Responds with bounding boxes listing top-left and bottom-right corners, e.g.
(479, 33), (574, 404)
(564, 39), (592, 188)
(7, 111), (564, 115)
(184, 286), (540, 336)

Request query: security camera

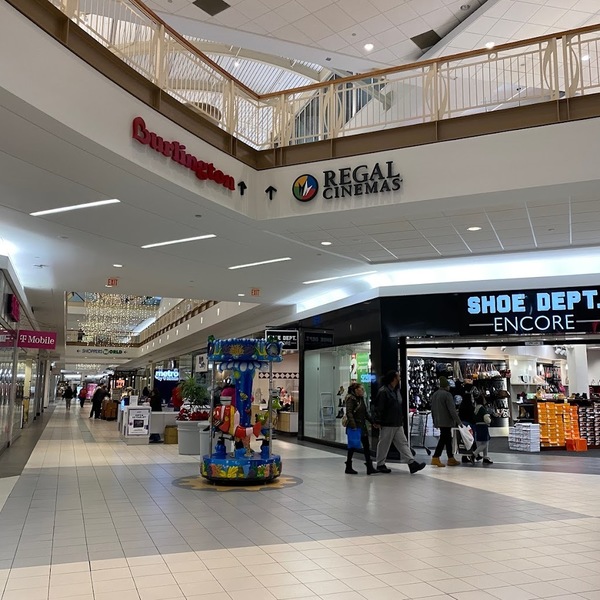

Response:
(501, 346), (506, 352)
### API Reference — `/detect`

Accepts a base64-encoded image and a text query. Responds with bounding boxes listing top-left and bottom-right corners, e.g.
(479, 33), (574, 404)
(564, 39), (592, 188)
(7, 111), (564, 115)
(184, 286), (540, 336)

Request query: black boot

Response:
(345, 450), (357, 474)
(365, 461), (377, 475)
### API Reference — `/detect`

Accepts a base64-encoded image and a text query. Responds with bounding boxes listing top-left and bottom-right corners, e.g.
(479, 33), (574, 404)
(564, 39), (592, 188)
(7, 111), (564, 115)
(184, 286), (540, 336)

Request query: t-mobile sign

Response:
(18, 330), (57, 350)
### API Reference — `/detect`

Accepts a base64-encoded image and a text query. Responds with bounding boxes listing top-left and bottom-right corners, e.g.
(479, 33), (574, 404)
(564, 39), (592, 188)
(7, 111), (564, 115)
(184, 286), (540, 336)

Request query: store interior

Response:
(303, 338), (600, 453)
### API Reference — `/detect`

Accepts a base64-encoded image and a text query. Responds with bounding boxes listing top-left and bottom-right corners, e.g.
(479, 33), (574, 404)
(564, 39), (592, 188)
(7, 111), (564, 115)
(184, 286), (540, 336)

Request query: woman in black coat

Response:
(344, 383), (376, 475)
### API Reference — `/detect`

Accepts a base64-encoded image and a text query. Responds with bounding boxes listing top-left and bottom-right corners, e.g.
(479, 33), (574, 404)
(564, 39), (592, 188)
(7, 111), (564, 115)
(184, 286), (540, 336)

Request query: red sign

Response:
(18, 330), (57, 350)
(107, 278), (118, 287)
(6, 294), (19, 322)
(250, 288), (260, 297)
(132, 117), (235, 191)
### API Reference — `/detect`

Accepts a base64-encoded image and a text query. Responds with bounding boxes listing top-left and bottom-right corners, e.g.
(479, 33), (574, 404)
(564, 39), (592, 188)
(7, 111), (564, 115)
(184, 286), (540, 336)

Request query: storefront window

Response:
(304, 342), (371, 443)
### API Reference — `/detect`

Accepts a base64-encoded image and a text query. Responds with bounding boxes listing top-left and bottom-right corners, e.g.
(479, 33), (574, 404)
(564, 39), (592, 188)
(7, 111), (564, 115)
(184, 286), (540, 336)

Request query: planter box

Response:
(177, 421), (210, 455)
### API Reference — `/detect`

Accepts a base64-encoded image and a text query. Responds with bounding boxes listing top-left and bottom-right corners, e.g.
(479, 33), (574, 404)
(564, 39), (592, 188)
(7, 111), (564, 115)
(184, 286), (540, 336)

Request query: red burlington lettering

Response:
(132, 116), (150, 144)
(131, 117), (235, 192)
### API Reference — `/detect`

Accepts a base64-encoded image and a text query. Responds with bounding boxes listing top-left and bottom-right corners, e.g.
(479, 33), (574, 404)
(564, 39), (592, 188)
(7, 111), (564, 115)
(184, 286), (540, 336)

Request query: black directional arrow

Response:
(265, 185), (277, 200)
(238, 181), (247, 196)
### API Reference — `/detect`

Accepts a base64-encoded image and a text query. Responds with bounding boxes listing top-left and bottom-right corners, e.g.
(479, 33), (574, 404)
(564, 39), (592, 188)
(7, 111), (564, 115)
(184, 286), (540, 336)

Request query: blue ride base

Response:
(200, 445), (282, 484)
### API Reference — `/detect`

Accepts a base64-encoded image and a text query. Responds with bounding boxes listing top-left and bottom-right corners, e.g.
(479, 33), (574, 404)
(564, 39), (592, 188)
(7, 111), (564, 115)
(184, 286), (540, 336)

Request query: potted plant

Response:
(176, 377), (211, 455)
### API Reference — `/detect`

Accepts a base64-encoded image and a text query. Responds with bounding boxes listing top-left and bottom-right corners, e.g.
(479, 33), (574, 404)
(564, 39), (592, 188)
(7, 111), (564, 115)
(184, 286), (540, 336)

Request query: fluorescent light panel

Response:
(30, 199), (120, 216)
(228, 257), (291, 270)
(303, 271), (377, 285)
(142, 234), (216, 249)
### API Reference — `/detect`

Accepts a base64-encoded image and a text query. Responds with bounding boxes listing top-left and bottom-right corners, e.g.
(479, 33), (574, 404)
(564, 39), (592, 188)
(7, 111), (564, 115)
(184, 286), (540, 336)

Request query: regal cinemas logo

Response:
(292, 161), (402, 202)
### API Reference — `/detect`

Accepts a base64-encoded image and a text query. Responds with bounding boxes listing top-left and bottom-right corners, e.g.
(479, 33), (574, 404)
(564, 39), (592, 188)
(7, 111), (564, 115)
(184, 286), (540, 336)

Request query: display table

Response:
(150, 411), (177, 435)
(276, 411), (298, 433)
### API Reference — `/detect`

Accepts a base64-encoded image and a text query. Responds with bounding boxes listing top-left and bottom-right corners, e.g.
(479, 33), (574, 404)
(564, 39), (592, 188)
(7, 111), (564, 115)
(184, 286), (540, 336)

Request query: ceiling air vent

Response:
(192, 0), (230, 17)
(411, 30), (442, 51)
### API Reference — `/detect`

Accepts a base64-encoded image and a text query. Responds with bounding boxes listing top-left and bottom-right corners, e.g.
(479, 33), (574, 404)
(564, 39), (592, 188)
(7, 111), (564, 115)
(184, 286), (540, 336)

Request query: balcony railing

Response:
(48, 0), (600, 150)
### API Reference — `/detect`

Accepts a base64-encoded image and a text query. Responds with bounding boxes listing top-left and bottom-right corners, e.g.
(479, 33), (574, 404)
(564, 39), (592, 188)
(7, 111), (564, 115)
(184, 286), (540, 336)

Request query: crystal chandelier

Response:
(82, 293), (158, 346)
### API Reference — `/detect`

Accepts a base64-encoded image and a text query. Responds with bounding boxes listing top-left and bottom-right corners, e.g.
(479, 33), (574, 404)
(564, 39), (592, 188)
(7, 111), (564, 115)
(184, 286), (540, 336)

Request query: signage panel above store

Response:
(292, 161), (401, 203)
(265, 329), (298, 351)
(18, 330), (57, 350)
(461, 288), (600, 335)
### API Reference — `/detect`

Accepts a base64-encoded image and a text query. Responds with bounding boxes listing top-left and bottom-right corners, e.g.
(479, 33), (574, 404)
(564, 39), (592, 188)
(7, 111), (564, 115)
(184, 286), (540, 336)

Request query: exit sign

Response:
(250, 288), (260, 297)
(107, 278), (119, 287)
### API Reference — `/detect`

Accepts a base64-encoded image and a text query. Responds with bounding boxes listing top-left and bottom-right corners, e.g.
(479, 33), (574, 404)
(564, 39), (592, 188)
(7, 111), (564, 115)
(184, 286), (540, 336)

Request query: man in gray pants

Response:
(373, 371), (425, 474)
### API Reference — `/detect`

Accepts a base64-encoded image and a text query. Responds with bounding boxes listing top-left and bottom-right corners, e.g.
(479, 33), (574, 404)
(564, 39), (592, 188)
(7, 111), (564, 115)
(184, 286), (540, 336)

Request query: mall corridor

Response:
(0, 404), (598, 600)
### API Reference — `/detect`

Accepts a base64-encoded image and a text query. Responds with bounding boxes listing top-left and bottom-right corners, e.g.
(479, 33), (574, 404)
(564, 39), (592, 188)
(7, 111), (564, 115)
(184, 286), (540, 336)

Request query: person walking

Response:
(373, 370), (425, 475)
(473, 397), (493, 464)
(78, 385), (87, 408)
(149, 389), (163, 443)
(430, 376), (462, 467)
(62, 385), (74, 410)
(344, 383), (376, 475)
(89, 385), (108, 419)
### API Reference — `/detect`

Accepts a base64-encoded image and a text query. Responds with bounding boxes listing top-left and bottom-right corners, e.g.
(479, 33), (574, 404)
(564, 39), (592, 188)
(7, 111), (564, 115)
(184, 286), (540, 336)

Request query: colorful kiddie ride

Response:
(201, 337), (283, 484)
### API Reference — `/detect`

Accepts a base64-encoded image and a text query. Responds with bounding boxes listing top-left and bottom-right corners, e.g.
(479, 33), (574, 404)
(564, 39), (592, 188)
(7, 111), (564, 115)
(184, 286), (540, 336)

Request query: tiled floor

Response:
(1, 404), (599, 600)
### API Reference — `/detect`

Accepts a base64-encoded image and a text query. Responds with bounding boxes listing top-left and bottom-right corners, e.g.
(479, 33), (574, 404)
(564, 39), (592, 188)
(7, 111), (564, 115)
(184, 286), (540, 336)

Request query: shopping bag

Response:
(458, 425), (474, 450)
(347, 427), (362, 449)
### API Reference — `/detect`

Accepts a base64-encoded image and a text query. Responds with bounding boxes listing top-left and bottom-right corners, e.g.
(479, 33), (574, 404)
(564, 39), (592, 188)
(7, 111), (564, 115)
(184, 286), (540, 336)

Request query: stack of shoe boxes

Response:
(578, 403), (600, 448)
(538, 403), (579, 448)
(509, 423), (540, 452)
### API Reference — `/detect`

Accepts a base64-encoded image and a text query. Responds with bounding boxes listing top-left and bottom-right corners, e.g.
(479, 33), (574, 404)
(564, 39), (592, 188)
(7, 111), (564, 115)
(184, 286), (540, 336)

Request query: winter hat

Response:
(439, 376), (449, 389)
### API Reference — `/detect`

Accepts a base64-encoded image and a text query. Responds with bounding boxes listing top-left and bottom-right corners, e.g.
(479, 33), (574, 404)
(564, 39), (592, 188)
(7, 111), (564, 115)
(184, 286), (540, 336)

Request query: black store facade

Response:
(293, 285), (600, 451)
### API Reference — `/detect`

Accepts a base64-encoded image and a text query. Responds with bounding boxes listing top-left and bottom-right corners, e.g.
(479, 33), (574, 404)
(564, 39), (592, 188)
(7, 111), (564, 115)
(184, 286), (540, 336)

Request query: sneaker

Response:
(482, 458), (493, 465)
(376, 465), (392, 473)
(409, 461), (425, 474)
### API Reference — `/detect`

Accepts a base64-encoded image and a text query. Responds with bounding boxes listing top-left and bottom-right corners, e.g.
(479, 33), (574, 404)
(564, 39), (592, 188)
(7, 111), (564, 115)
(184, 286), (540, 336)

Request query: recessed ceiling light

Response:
(228, 257), (291, 270)
(582, 54), (590, 61)
(105, 284), (113, 288)
(30, 199), (120, 216)
(364, 43), (374, 51)
(303, 271), (377, 285)
(237, 293), (245, 297)
(467, 226), (482, 231)
(485, 41), (495, 50)
(320, 241), (333, 246)
(141, 234), (216, 249)
(113, 264), (123, 268)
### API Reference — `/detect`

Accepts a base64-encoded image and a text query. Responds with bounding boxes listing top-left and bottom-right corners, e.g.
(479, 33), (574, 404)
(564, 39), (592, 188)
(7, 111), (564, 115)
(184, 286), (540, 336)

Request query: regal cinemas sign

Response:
(132, 117), (235, 191)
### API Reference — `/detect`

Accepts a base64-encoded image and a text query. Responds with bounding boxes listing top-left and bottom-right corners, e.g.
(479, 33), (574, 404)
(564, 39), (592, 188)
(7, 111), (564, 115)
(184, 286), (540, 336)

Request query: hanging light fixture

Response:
(81, 293), (159, 346)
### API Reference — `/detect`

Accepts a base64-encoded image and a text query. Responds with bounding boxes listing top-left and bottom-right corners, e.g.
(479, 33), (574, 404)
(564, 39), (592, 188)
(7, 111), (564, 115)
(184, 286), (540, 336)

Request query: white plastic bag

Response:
(458, 424), (474, 450)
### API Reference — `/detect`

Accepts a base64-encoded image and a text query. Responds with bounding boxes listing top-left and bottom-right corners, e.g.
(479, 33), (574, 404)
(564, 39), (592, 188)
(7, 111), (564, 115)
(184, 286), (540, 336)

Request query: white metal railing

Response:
(48, 0), (600, 150)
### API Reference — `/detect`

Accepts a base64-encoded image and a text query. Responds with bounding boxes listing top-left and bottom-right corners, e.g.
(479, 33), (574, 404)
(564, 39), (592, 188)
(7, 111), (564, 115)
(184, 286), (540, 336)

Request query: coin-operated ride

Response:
(201, 338), (283, 484)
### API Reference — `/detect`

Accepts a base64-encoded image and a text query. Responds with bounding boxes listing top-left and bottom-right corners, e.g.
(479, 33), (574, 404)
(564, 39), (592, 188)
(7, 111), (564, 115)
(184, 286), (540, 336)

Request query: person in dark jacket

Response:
(89, 385), (109, 419)
(458, 383), (477, 463)
(149, 389), (163, 443)
(344, 383), (376, 475)
(430, 376), (462, 467)
(62, 385), (74, 410)
(373, 370), (425, 475)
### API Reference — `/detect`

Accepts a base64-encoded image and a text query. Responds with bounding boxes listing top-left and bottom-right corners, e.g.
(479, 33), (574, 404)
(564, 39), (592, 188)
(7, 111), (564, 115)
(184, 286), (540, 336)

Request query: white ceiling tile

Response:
(487, 208), (529, 221)
(367, 48), (398, 64)
(259, 0), (291, 7)
(337, 23), (373, 44)
(571, 222), (599, 233)
(572, 0), (600, 13)
(503, 1), (545, 22)
(423, 234), (465, 245)
(466, 16), (501, 36)
(417, 226), (459, 236)
(371, 0), (401, 13)
(423, 6), (457, 30)
(409, 217), (452, 229)
(253, 10), (288, 30)
(384, 4), (420, 27)
(338, 0), (380, 22)
(408, 0), (446, 17)
(556, 10), (597, 28)
(214, 8), (249, 27)
(316, 33), (348, 51)
(243, 20), (268, 33)
(235, 0), (271, 19)
(451, 31), (487, 49)
(496, 228), (535, 240)
(294, 15), (332, 41)
(388, 39), (421, 60)
(274, 1), (311, 22)
(529, 6), (567, 26)
(373, 27), (408, 49)
(362, 13), (396, 36)
(314, 4), (356, 30)
(545, 0), (579, 8)
(514, 23), (552, 39)
(381, 239), (433, 249)
(483, 0), (513, 19)
(527, 204), (569, 217)
(270, 24), (309, 43)
(571, 212), (600, 223)
(398, 17), (431, 38)
(487, 18), (525, 39)
(297, 0), (334, 12)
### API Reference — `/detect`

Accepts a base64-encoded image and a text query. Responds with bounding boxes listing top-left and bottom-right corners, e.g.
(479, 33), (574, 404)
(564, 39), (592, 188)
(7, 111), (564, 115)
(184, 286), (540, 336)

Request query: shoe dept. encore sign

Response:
(131, 117), (235, 191)
(463, 288), (600, 335)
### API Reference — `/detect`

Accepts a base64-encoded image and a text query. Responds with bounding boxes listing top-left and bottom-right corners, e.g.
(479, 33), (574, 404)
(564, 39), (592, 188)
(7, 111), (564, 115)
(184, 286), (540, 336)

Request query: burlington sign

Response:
(292, 161), (402, 202)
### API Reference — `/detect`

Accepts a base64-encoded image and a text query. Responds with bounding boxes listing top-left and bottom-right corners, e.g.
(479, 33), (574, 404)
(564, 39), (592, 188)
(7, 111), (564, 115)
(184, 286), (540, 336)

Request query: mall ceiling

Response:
(1, 0), (600, 360)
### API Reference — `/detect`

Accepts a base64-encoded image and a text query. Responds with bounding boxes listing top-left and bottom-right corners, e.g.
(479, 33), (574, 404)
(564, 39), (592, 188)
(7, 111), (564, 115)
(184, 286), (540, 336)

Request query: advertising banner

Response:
(17, 330), (57, 350)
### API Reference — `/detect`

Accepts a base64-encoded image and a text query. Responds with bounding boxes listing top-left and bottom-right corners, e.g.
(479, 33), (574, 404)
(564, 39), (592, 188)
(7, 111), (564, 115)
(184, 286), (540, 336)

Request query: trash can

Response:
(199, 423), (211, 457)
(177, 421), (200, 455)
